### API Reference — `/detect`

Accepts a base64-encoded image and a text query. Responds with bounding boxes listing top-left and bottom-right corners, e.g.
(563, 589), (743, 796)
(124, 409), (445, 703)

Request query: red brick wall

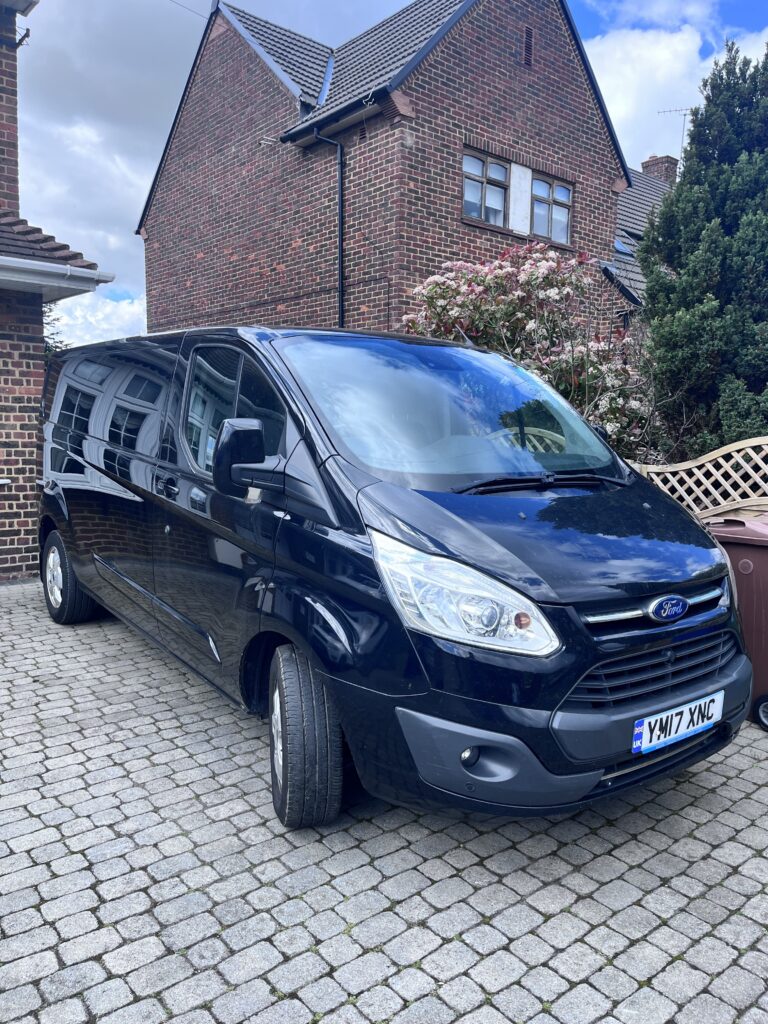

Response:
(144, 13), (402, 333)
(0, 290), (44, 580)
(393, 0), (623, 326)
(143, 0), (624, 334)
(0, 6), (19, 214)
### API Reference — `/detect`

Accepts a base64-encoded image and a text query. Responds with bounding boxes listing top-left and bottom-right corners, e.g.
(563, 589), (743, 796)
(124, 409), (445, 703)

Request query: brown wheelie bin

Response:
(707, 512), (768, 730)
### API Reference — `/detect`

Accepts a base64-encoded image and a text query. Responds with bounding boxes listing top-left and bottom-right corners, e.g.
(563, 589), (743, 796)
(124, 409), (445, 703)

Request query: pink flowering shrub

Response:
(403, 243), (660, 459)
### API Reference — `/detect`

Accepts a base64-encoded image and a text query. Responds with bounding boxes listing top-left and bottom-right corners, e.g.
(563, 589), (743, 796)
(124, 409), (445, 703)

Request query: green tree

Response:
(43, 302), (65, 358)
(640, 42), (768, 456)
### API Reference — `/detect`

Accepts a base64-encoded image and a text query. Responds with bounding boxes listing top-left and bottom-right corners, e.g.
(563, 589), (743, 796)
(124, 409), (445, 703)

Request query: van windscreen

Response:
(278, 334), (622, 491)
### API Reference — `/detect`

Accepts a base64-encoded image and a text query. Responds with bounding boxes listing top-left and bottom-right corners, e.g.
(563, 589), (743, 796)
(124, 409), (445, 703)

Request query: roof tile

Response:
(224, 0), (470, 129)
(618, 167), (669, 238)
(223, 4), (332, 102)
(0, 212), (98, 270)
(604, 168), (671, 305)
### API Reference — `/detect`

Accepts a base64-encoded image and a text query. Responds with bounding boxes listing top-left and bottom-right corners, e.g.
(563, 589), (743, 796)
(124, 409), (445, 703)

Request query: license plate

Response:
(632, 691), (724, 755)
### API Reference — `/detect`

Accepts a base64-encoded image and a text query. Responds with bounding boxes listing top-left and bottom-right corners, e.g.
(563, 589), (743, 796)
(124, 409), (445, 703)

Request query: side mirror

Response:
(592, 423), (610, 444)
(212, 418), (282, 497)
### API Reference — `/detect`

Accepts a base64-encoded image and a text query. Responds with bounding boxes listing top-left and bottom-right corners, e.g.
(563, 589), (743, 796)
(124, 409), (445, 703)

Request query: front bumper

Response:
(322, 651), (752, 816)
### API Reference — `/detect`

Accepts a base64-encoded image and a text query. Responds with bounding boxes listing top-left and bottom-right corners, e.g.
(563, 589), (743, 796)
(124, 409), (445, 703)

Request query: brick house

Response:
(0, 0), (112, 580)
(140, 0), (633, 334)
(602, 154), (677, 321)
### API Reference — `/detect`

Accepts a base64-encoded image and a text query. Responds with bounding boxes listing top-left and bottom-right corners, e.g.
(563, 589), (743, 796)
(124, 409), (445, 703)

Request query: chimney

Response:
(0, 2), (37, 214)
(641, 154), (679, 186)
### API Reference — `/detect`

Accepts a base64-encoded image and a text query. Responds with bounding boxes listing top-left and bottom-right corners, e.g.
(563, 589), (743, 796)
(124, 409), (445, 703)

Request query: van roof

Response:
(59, 324), (467, 352)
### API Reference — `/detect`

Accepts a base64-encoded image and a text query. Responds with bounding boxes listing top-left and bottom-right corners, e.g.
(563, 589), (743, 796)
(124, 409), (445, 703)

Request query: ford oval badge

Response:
(649, 595), (689, 623)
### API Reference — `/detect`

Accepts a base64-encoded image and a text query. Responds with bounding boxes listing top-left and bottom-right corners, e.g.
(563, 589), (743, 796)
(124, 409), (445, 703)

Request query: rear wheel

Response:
(754, 696), (768, 733)
(42, 531), (96, 625)
(269, 644), (343, 828)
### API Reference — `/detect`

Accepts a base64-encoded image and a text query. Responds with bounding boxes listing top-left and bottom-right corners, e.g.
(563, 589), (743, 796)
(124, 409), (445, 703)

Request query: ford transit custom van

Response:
(39, 328), (752, 827)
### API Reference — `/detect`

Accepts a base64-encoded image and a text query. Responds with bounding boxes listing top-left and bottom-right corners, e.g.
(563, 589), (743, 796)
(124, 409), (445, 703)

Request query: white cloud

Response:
(587, 22), (768, 170)
(54, 294), (147, 348)
(585, 0), (719, 39)
(15, 0), (768, 345)
(587, 26), (706, 168)
(730, 25), (768, 60)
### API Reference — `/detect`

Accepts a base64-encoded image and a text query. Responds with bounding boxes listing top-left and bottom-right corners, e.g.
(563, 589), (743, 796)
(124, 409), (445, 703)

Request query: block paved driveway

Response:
(2, 580), (768, 1024)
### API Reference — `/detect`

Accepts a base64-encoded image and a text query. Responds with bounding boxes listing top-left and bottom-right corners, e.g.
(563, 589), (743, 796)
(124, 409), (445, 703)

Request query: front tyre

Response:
(42, 531), (96, 625)
(269, 644), (343, 828)
(754, 696), (768, 733)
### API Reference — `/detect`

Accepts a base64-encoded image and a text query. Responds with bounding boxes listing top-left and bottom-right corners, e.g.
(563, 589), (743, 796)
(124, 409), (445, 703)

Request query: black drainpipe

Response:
(314, 130), (345, 328)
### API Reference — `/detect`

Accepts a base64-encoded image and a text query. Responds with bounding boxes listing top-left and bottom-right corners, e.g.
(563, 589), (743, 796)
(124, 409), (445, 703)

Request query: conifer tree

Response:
(641, 42), (768, 455)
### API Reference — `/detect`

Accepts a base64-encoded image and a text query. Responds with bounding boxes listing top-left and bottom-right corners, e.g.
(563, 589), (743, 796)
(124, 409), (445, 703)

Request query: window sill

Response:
(461, 217), (575, 252)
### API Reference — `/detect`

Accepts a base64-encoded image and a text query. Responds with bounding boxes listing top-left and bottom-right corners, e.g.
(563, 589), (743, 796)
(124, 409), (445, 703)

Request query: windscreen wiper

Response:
(549, 469), (631, 487)
(452, 470), (630, 495)
(452, 474), (556, 495)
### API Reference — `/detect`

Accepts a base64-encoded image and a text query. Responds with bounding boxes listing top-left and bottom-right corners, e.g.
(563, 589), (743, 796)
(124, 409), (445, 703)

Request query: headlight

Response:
(722, 556), (738, 610)
(370, 530), (560, 656)
(713, 540), (738, 610)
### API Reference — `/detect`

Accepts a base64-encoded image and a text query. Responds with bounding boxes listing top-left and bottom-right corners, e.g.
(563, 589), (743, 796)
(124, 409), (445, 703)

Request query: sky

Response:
(17, 0), (768, 346)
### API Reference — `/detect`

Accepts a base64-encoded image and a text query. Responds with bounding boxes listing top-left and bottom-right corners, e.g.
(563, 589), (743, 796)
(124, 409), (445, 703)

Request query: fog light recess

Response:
(460, 746), (480, 768)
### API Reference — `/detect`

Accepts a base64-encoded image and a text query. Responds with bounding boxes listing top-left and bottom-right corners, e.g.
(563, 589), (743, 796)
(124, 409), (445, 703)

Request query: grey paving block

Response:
(3, 582), (768, 1024)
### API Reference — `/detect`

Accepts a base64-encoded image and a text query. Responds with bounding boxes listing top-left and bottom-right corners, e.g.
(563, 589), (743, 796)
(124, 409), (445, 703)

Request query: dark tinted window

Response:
(104, 450), (132, 481)
(73, 359), (112, 385)
(237, 357), (286, 457)
(124, 374), (162, 404)
(59, 386), (95, 435)
(50, 447), (84, 475)
(109, 406), (146, 451)
(278, 335), (619, 490)
(58, 386), (95, 457)
(185, 347), (239, 472)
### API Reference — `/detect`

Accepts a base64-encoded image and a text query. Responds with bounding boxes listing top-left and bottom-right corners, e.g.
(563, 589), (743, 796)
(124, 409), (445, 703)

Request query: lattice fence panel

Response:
(632, 437), (768, 518)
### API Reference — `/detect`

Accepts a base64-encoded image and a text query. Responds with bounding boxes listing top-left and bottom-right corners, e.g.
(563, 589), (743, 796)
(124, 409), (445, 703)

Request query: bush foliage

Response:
(640, 41), (768, 456)
(404, 243), (660, 459)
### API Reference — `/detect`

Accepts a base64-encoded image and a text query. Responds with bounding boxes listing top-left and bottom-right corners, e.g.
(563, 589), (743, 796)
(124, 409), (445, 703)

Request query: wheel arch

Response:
(239, 630), (295, 717)
(38, 514), (59, 578)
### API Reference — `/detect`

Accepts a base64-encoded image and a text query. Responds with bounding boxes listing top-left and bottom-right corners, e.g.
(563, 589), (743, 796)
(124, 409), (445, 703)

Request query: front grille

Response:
(564, 631), (739, 709)
(580, 579), (727, 638)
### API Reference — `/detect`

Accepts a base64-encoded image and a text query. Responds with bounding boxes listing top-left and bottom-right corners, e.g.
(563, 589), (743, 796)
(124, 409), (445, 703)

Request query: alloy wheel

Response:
(46, 547), (63, 609)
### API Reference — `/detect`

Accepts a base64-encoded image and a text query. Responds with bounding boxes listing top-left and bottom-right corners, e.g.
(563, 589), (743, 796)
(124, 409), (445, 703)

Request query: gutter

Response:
(0, 255), (115, 299)
(280, 0), (481, 144)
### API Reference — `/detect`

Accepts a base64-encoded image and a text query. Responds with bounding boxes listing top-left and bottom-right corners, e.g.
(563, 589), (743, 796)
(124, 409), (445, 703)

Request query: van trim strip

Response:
(583, 585), (724, 625)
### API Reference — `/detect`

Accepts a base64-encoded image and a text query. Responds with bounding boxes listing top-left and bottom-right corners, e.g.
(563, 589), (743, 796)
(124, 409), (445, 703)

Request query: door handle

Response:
(156, 477), (180, 498)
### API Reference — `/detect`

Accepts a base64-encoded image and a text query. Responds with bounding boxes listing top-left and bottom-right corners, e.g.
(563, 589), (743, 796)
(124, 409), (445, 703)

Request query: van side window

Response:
(237, 357), (287, 457)
(123, 374), (162, 405)
(185, 347), (240, 472)
(108, 406), (146, 451)
(59, 386), (95, 435)
(58, 386), (95, 457)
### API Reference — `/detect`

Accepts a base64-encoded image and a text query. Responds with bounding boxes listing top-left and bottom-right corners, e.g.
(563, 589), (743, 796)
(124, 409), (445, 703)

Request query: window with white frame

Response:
(462, 150), (573, 243)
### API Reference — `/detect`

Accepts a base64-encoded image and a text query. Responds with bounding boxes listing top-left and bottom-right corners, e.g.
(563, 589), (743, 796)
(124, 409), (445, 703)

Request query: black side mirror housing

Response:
(213, 418), (282, 497)
(592, 423), (610, 444)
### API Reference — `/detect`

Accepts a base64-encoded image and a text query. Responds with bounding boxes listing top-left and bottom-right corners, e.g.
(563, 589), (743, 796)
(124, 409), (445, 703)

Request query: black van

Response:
(40, 327), (752, 827)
